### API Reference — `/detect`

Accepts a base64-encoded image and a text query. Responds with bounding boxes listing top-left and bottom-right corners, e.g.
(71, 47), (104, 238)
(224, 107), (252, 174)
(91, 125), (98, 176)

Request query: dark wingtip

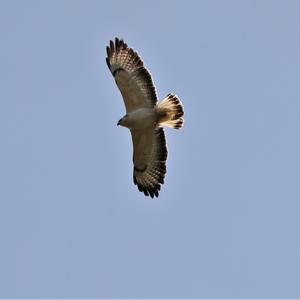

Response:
(148, 190), (154, 198)
(106, 46), (111, 57)
(109, 40), (114, 52)
(105, 57), (110, 68)
(115, 37), (119, 49)
(119, 39), (125, 49)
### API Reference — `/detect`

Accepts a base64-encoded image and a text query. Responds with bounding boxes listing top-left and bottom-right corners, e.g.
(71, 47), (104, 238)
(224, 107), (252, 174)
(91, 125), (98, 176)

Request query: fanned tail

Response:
(156, 93), (184, 129)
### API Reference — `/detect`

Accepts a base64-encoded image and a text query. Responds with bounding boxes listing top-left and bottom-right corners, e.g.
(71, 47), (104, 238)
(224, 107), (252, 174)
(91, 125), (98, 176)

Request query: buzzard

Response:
(106, 38), (184, 198)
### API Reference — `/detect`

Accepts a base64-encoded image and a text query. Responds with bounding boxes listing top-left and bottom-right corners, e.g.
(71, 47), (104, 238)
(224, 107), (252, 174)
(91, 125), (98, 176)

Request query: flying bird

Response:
(106, 38), (184, 198)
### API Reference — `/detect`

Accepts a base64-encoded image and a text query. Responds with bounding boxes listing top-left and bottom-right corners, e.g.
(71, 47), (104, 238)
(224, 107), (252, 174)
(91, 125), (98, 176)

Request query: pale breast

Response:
(126, 108), (157, 129)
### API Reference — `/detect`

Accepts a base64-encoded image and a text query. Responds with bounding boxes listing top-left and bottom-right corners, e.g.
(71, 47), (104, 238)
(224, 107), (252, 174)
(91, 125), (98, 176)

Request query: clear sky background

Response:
(0, 0), (299, 298)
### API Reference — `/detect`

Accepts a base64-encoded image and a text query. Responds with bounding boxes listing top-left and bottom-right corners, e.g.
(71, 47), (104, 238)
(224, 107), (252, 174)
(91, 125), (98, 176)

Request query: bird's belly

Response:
(127, 108), (156, 129)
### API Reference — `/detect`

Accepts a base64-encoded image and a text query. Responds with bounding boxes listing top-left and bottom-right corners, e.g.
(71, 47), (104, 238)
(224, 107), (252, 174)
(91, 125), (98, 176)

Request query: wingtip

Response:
(105, 57), (110, 68)
(106, 45), (111, 57)
(114, 37), (127, 51)
(109, 40), (114, 52)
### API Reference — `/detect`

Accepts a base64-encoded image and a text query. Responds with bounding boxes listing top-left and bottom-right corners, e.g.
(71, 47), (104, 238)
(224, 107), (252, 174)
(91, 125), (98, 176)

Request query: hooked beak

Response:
(117, 119), (121, 126)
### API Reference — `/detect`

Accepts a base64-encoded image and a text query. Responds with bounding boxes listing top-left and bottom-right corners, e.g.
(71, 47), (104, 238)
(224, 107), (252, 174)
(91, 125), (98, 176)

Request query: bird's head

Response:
(117, 114), (128, 127)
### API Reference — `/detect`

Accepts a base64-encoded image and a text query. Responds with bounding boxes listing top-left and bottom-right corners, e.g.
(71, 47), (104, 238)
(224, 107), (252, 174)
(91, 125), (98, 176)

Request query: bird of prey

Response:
(106, 38), (184, 198)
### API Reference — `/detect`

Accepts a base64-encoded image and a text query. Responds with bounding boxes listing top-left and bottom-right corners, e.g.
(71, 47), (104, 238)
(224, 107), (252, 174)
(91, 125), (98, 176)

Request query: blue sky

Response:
(0, 0), (300, 297)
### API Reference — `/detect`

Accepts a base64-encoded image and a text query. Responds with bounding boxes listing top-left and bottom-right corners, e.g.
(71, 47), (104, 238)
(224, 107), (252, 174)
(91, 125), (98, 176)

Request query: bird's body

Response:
(119, 108), (157, 129)
(106, 38), (184, 198)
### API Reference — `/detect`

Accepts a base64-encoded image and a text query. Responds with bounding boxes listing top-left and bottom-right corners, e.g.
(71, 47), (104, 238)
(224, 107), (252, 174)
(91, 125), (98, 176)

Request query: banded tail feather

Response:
(157, 93), (184, 129)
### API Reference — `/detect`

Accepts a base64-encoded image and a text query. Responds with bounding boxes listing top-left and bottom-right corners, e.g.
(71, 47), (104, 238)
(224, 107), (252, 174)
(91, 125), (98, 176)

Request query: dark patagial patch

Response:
(134, 165), (147, 172)
(112, 67), (125, 77)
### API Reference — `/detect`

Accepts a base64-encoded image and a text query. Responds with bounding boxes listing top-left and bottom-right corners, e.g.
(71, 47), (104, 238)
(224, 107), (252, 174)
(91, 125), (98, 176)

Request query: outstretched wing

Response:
(106, 38), (158, 113)
(131, 127), (168, 198)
